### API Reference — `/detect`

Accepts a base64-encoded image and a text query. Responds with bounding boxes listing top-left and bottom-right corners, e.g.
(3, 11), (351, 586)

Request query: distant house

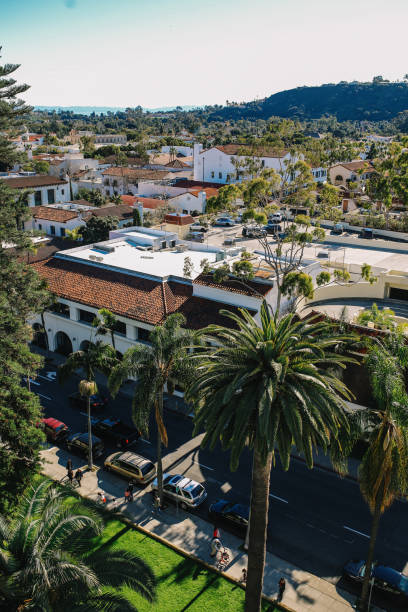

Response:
(2, 175), (70, 206)
(167, 187), (219, 215)
(101, 167), (173, 197)
(94, 134), (127, 145)
(329, 160), (376, 187)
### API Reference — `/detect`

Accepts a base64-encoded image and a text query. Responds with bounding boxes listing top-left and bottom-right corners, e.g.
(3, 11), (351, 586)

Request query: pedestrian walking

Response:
(97, 492), (106, 504)
(66, 458), (72, 472)
(124, 488), (131, 503)
(210, 537), (221, 558)
(154, 494), (161, 512)
(75, 469), (83, 487)
(128, 481), (134, 502)
(277, 577), (286, 602)
(241, 568), (247, 583)
(67, 469), (74, 485)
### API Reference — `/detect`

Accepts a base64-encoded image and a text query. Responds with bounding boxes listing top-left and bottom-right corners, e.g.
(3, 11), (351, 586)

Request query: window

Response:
(38, 223), (42, 230)
(211, 171), (215, 178)
(79, 309), (95, 324)
(47, 189), (55, 204)
(335, 175), (343, 181)
(49, 303), (70, 317)
(218, 172), (222, 179)
(114, 320), (126, 336)
(138, 327), (150, 342)
(161, 241), (166, 249)
(61, 189), (64, 195)
(34, 190), (42, 206)
(60, 227), (66, 237)
(261, 160), (265, 167)
(50, 225), (56, 235)
(226, 174), (231, 183)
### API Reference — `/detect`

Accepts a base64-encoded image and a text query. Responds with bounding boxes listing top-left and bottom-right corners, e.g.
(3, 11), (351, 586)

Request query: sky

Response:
(2, 0), (408, 108)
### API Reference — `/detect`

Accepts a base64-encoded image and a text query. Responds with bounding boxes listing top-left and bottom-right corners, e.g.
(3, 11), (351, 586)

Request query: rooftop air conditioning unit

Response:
(176, 244), (186, 252)
(95, 256), (104, 262)
(89, 255), (98, 261)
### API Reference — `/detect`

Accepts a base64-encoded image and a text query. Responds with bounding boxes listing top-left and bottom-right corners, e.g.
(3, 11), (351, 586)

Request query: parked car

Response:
(187, 231), (205, 243)
(41, 417), (69, 442)
(104, 451), (156, 484)
(361, 228), (374, 239)
(66, 432), (104, 458)
(343, 560), (408, 598)
(208, 499), (249, 530)
(152, 473), (207, 509)
(269, 211), (286, 223)
(214, 217), (235, 227)
(69, 392), (108, 412)
(91, 416), (140, 448)
(332, 223), (344, 235)
(242, 225), (266, 238)
(189, 222), (208, 233)
(264, 222), (282, 235)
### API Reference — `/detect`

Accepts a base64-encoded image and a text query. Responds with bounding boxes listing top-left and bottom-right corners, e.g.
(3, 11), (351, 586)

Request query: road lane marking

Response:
(343, 525), (369, 538)
(192, 460), (214, 471)
(38, 373), (56, 382)
(23, 377), (41, 386)
(37, 393), (52, 401)
(269, 493), (288, 504)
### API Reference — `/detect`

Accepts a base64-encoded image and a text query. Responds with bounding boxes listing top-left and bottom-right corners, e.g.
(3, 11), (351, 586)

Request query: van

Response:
(104, 451), (156, 485)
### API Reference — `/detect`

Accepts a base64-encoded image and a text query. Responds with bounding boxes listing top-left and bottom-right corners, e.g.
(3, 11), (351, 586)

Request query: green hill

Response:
(208, 81), (408, 122)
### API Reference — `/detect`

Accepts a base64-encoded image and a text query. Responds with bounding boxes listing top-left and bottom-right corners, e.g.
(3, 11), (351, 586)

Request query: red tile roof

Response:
(102, 167), (170, 180)
(338, 160), (376, 173)
(194, 272), (272, 297)
(31, 257), (251, 328)
(188, 187), (219, 198)
(2, 175), (68, 189)
(164, 213), (194, 226)
(32, 206), (79, 222)
(121, 195), (166, 210)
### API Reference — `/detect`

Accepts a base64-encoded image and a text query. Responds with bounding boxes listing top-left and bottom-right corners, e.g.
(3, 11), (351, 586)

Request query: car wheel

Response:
(180, 502), (188, 510)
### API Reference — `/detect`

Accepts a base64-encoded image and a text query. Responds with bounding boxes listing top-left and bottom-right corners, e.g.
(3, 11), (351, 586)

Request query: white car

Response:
(214, 217), (235, 227)
(151, 473), (207, 509)
(269, 211), (286, 223)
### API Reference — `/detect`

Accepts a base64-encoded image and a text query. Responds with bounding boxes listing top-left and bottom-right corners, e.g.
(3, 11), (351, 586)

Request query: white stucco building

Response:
(3, 175), (70, 207)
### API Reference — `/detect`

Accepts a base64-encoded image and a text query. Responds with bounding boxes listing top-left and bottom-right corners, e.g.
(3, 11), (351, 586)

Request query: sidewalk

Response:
(40, 445), (381, 612)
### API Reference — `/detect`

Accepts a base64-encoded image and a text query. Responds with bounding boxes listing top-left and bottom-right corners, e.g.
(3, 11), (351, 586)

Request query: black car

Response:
(208, 499), (249, 530)
(66, 432), (104, 458)
(68, 392), (108, 412)
(343, 559), (408, 599)
(91, 416), (140, 448)
(263, 222), (282, 235)
(361, 228), (374, 239)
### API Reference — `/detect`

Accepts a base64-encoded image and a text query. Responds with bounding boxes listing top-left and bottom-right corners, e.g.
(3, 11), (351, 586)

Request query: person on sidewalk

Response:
(124, 488), (131, 503)
(97, 492), (106, 504)
(241, 568), (247, 583)
(75, 469), (83, 487)
(67, 469), (74, 486)
(154, 494), (161, 512)
(66, 458), (72, 473)
(277, 577), (286, 602)
(128, 481), (134, 502)
(210, 537), (221, 558)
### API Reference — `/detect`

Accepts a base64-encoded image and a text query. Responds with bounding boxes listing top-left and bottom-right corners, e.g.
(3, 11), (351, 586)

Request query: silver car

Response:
(151, 473), (207, 509)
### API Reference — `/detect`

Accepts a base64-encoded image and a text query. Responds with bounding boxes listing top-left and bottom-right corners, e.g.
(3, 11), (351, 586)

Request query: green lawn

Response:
(89, 518), (281, 612)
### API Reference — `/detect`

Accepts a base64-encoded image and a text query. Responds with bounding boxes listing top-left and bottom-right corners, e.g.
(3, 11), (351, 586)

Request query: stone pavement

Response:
(40, 444), (383, 612)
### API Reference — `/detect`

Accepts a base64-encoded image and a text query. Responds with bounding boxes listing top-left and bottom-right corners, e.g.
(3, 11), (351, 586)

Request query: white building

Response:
(94, 134), (127, 145)
(193, 143), (294, 184)
(30, 227), (275, 356)
(30, 203), (91, 237)
(3, 175), (70, 207)
(167, 187), (219, 214)
(100, 167), (174, 197)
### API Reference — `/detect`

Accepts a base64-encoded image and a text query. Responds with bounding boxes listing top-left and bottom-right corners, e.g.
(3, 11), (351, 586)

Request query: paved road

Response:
(33, 361), (408, 610)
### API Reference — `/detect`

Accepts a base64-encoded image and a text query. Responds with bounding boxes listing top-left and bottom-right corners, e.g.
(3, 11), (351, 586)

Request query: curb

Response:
(42, 469), (296, 612)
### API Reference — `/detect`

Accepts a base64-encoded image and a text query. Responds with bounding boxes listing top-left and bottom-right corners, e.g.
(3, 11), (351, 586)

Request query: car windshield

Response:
(140, 462), (154, 476)
(54, 424), (65, 433)
(189, 484), (204, 498)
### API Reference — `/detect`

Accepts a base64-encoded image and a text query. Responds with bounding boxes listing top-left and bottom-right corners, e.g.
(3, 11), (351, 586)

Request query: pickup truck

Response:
(90, 416), (140, 448)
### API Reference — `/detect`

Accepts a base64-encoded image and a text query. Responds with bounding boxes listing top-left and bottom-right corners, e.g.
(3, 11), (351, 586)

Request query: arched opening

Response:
(32, 323), (47, 349)
(55, 331), (73, 356)
(80, 340), (91, 352)
(335, 175), (343, 182)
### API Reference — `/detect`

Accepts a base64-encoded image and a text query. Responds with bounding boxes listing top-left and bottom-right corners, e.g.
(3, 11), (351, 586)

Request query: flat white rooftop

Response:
(300, 244), (408, 272)
(62, 241), (219, 280)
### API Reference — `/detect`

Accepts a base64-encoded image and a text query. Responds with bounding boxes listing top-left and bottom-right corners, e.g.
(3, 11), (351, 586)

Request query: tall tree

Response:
(0, 52), (51, 510)
(333, 339), (408, 612)
(109, 314), (194, 505)
(79, 215), (119, 243)
(0, 480), (156, 610)
(58, 341), (117, 469)
(92, 307), (118, 350)
(188, 304), (353, 612)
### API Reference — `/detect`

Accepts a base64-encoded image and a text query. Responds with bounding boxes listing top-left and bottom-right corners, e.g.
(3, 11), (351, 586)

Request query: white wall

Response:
(168, 191), (206, 214)
(31, 216), (85, 237)
(27, 182), (70, 207)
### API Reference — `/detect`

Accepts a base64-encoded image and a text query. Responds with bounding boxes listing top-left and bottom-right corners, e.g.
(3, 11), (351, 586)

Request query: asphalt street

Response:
(33, 360), (408, 610)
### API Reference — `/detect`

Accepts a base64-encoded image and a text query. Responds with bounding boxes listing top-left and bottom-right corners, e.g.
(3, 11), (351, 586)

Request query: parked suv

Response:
(263, 221), (282, 235)
(242, 225), (266, 238)
(41, 417), (69, 442)
(152, 473), (207, 509)
(269, 211), (286, 223)
(214, 217), (235, 227)
(66, 432), (104, 458)
(104, 451), (156, 484)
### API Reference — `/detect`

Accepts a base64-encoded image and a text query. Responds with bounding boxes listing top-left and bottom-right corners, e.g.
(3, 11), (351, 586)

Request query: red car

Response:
(42, 417), (69, 442)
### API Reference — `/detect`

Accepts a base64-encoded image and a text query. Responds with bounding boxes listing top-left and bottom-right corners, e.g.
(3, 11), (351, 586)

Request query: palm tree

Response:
(92, 308), (118, 351)
(58, 340), (116, 470)
(0, 480), (156, 611)
(187, 303), (354, 612)
(337, 340), (408, 612)
(109, 314), (194, 505)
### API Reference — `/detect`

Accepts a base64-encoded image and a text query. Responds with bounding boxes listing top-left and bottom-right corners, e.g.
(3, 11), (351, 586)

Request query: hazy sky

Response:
(2, 0), (408, 108)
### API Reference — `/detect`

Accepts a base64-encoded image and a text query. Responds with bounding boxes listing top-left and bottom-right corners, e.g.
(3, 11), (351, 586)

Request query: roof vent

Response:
(89, 255), (98, 261)
(175, 244), (186, 252)
(94, 243), (115, 253)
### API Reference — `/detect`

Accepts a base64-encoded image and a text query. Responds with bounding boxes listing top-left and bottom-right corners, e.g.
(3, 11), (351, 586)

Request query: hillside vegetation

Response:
(208, 81), (408, 122)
